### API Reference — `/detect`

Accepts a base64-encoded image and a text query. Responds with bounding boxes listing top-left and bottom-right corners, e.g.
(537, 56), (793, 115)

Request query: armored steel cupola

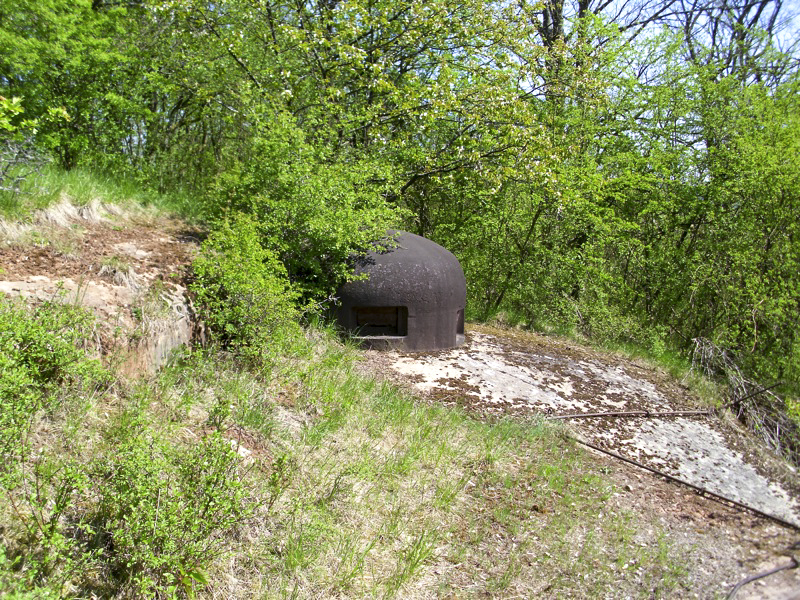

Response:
(335, 231), (466, 352)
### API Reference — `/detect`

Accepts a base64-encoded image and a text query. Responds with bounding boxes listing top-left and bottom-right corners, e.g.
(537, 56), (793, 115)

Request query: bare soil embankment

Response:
(0, 199), (199, 376)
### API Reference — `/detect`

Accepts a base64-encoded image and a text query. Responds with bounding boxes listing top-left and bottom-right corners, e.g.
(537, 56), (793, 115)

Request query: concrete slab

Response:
(383, 331), (800, 527)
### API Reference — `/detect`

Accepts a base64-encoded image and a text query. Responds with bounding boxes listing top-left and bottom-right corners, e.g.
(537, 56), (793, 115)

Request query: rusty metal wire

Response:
(568, 426), (800, 596)
(726, 553), (799, 599)
(571, 436), (800, 532)
(546, 408), (713, 420)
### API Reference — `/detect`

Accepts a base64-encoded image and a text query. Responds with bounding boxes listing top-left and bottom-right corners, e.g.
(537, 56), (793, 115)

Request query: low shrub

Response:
(0, 297), (108, 470)
(190, 213), (301, 366)
(89, 430), (252, 596)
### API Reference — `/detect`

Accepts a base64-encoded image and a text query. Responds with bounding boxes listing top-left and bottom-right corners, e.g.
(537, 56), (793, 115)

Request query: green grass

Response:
(0, 168), (693, 598)
(0, 302), (692, 598)
(0, 164), (198, 220)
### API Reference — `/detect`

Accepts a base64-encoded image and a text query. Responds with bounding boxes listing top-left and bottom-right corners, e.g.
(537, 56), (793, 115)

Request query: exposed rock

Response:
(380, 330), (800, 527)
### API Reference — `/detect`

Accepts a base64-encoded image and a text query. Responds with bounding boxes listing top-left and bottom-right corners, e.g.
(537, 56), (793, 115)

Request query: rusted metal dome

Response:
(335, 231), (466, 352)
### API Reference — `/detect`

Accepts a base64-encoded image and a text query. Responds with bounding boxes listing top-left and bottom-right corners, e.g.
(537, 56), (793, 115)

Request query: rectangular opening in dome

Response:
(354, 306), (408, 336)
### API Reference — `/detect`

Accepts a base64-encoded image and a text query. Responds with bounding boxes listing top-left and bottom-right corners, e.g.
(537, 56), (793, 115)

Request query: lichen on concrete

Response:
(382, 331), (800, 527)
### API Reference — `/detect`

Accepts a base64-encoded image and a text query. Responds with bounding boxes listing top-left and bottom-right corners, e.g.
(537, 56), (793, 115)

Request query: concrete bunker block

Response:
(336, 231), (466, 352)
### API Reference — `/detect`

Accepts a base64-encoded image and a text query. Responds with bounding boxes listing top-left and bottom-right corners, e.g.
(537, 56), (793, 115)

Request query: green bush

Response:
(205, 113), (402, 300)
(0, 297), (107, 468)
(0, 298), (109, 595)
(0, 425), (252, 598)
(0, 547), (60, 599)
(90, 431), (251, 596)
(190, 213), (301, 365)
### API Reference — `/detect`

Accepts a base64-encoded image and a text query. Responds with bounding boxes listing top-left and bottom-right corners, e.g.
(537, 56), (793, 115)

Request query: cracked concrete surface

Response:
(383, 330), (800, 528)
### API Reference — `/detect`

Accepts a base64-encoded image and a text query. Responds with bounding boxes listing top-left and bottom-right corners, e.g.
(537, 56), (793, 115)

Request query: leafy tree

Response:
(582, 30), (800, 391)
(0, 0), (132, 169)
(190, 212), (300, 364)
(2, 0), (798, 397)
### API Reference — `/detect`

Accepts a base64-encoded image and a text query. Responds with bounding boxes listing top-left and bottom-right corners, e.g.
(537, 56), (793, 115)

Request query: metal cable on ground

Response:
(546, 408), (713, 420)
(570, 436), (800, 532)
(726, 554), (799, 599)
(536, 375), (799, 593)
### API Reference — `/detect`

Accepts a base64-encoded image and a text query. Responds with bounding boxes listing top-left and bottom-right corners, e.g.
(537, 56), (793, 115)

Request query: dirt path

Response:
(0, 199), (199, 375)
(362, 325), (800, 599)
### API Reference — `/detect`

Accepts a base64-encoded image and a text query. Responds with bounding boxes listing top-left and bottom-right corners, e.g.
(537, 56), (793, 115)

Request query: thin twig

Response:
(726, 382), (784, 407)
(154, 487), (161, 537)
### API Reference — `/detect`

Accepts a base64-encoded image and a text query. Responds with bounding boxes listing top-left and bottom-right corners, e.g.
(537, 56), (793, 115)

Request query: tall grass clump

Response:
(0, 164), (195, 220)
